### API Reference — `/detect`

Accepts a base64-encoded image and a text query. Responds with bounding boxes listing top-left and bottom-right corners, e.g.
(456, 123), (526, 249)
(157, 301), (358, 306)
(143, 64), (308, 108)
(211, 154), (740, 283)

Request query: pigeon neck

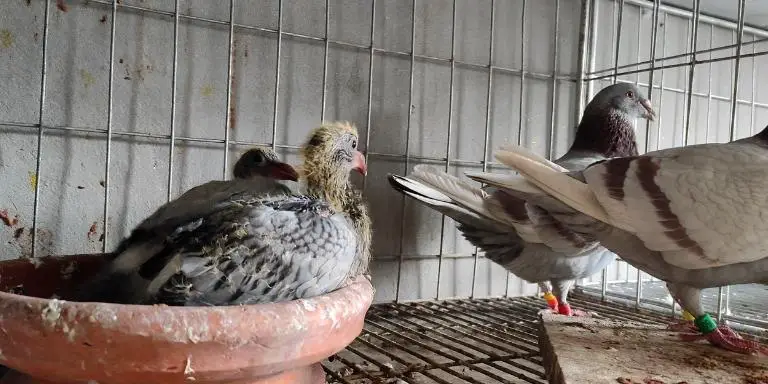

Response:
(343, 189), (372, 275)
(306, 172), (349, 211)
(567, 110), (640, 158)
(307, 176), (372, 274)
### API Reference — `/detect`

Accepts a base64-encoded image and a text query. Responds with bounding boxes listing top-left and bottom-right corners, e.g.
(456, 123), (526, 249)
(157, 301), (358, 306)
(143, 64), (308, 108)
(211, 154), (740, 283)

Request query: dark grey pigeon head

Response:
(232, 146), (299, 181)
(584, 83), (656, 122)
(568, 83), (656, 158)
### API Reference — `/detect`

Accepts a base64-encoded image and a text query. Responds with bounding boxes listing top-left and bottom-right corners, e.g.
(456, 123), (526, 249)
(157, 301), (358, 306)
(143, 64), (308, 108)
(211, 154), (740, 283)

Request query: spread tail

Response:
(489, 145), (634, 233)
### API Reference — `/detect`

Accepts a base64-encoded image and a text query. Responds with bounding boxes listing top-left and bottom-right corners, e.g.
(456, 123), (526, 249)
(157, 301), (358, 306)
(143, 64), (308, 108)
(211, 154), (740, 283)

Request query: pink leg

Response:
(677, 325), (768, 355)
(557, 303), (591, 317)
(667, 319), (697, 332)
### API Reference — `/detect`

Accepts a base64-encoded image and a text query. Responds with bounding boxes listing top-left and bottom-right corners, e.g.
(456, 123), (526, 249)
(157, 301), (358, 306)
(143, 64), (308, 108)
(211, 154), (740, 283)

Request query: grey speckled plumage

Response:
(492, 124), (768, 354)
(390, 83), (656, 316)
(73, 123), (370, 306)
(106, 147), (299, 260)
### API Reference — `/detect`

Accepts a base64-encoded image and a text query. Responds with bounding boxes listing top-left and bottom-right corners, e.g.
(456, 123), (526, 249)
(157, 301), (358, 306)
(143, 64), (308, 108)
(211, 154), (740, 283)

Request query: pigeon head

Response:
(301, 121), (367, 204)
(232, 146), (299, 181)
(585, 83), (656, 122)
(569, 83), (655, 158)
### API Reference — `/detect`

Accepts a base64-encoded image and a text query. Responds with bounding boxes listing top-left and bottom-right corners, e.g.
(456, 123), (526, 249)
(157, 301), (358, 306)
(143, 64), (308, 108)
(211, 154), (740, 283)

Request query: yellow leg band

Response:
(543, 292), (558, 307)
(682, 310), (695, 321)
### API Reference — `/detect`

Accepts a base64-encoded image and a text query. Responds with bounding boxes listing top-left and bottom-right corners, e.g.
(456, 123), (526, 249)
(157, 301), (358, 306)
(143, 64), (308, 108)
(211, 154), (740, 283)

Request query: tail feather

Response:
(498, 143), (569, 172)
(464, 171), (544, 195)
(401, 166), (521, 228)
(489, 147), (634, 233)
(71, 242), (165, 304)
(387, 174), (502, 232)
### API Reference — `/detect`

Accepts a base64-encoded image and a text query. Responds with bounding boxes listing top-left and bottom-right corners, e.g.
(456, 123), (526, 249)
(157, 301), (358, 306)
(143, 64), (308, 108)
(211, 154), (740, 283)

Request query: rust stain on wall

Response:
(87, 221), (98, 240)
(0, 210), (19, 227)
(56, 0), (69, 12)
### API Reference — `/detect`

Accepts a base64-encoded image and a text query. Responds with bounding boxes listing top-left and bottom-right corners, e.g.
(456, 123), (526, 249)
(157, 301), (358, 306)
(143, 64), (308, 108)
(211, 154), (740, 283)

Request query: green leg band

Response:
(694, 313), (717, 335)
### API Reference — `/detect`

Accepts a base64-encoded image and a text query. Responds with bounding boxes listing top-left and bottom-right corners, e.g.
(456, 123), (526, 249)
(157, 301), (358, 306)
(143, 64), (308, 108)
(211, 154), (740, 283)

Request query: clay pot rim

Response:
(0, 275), (371, 311)
(0, 272), (375, 345)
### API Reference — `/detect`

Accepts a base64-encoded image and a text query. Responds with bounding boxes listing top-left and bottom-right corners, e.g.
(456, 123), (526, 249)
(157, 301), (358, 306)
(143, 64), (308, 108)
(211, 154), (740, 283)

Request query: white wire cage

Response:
(1, 0), (768, 378)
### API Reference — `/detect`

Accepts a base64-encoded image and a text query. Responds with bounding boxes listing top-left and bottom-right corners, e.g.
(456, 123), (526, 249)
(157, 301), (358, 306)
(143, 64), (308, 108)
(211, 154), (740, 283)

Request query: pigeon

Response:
(72, 121), (371, 306)
(389, 83), (656, 316)
(125, 146), (299, 244)
(482, 123), (768, 355)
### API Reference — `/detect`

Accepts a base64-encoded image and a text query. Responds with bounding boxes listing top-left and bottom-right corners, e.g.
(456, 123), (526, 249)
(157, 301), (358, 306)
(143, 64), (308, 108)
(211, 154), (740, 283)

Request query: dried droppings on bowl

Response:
(300, 299), (316, 312)
(40, 298), (78, 341)
(41, 298), (64, 327)
(184, 356), (195, 375)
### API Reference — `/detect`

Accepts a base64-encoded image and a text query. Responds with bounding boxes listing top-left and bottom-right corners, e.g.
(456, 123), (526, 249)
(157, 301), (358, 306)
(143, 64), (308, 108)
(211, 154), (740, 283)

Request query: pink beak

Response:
(352, 150), (367, 176)
(269, 162), (300, 181)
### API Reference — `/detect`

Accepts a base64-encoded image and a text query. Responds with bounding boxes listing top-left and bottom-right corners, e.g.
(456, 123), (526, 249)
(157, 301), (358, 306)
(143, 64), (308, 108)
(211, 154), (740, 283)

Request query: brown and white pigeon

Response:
(389, 83), (655, 316)
(72, 122), (371, 306)
(482, 124), (768, 355)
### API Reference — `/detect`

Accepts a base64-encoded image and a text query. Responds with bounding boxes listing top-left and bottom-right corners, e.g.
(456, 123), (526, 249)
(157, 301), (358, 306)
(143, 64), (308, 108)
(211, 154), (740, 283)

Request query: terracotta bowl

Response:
(0, 254), (374, 384)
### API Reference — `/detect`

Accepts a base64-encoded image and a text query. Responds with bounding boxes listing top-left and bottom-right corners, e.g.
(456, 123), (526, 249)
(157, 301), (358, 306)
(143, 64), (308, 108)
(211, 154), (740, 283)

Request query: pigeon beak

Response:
(640, 98), (656, 121)
(269, 162), (300, 181)
(352, 150), (367, 176)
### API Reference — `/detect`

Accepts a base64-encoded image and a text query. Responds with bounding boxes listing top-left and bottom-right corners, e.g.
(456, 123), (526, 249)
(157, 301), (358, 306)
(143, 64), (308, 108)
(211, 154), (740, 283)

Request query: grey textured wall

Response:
(1, 0), (766, 303)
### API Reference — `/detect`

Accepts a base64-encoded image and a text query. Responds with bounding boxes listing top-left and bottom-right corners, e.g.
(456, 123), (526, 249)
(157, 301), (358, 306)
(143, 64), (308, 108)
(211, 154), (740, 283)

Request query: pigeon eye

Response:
(351, 140), (357, 149)
(626, 91), (635, 99)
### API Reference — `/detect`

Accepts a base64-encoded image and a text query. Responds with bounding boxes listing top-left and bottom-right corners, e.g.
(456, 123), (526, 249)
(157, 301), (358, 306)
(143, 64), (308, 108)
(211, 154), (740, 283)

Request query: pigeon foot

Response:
(678, 325), (768, 355)
(666, 319), (696, 332)
(557, 303), (592, 317)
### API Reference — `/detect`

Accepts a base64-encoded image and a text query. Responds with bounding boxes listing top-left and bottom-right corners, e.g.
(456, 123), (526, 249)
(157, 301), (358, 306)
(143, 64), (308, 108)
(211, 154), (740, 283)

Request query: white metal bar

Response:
(704, 25), (714, 142)
(101, 0), (119, 253)
(435, 0), (458, 301)
(719, 0), (746, 323)
(654, 13), (668, 155)
(394, 0), (419, 303)
(548, 0), (561, 160)
(611, 0), (624, 84)
(575, 0), (592, 124)
(471, 0), (496, 299)
(683, 0), (700, 147)
(31, 0), (52, 259)
(361, 0), (376, 193)
(222, 0), (236, 180)
(166, 0), (181, 202)
(635, 0), (661, 307)
(320, 0), (330, 121)
(508, 0), (528, 298)
(270, 0), (283, 150)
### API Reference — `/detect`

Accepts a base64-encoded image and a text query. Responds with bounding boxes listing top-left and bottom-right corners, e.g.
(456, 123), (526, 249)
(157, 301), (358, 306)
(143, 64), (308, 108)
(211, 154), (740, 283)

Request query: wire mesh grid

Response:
(0, 0), (585, 302)
(3, 0), (768, 357)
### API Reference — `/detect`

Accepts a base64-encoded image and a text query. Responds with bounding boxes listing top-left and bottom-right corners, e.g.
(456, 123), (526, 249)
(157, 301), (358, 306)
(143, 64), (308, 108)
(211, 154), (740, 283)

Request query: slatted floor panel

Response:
(322, 290), (684, 384)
